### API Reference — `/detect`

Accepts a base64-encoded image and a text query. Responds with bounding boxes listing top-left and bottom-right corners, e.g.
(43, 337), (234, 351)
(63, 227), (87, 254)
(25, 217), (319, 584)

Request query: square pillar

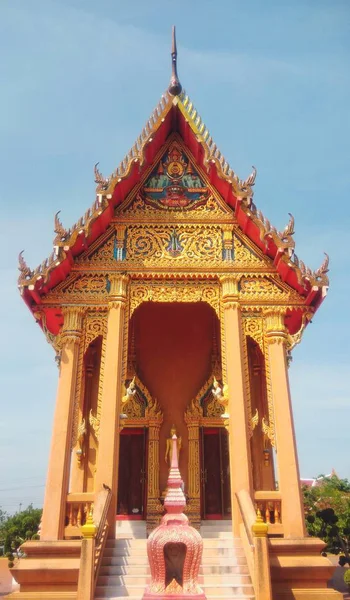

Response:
(94, 274), (129, 535)
(264, 309), (306, 537)
(220, 276), (253, 535)
(41, 306), (85, 540)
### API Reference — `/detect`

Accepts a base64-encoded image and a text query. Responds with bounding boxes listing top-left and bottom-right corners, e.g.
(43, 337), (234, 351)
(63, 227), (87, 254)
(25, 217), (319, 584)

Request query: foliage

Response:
(302, 474), (350, 565)
(0, 505), (42, 555)
(344, 569), (350, 587)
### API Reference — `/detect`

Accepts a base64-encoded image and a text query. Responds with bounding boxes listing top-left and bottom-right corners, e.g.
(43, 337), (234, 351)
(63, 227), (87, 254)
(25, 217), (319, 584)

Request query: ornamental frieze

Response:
(125, 223), (223, 266)
(45, 273), (109, 303)
(239, 276), (301, 303)
(233, 235), (269, 267)
(119, 194), (230, 220)
(130, 280), (220, 317)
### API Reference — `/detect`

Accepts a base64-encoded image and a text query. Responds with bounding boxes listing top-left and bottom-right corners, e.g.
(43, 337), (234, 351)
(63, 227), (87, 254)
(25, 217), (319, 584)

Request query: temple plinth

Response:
(144, 434), (205, 600)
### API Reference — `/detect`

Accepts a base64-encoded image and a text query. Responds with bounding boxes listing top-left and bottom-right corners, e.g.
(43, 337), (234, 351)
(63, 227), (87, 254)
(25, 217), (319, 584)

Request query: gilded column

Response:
(94, 274), (128, 535)
(264, 309), (305, 537)
(184, 401), (201, 530)
(186, 419), (201, 529)
(146, 416), (163, 533)
(41, 306), (85, 540)
(220, 276), (253, 535)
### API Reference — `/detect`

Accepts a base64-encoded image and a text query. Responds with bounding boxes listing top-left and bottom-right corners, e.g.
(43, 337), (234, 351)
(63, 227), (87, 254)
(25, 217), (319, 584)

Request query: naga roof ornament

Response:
(54, 211), (69, 245)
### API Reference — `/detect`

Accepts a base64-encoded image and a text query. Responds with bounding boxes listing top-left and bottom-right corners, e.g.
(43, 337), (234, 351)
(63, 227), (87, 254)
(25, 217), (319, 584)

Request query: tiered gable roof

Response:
(18, 28), (329, 336)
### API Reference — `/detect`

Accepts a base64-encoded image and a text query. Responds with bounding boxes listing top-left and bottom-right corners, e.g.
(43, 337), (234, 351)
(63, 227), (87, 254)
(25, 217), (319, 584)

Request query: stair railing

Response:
(77, 486), (112, 600)
(94, 486), (112, 580)
(236, 489), (272, 600)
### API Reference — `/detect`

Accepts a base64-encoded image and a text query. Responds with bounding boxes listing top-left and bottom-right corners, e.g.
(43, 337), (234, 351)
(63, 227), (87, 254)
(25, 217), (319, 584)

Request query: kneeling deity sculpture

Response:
(144, 434), (205, 599)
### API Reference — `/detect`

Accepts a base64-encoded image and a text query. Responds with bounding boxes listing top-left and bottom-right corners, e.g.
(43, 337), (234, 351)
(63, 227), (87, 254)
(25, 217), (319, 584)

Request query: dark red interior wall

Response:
(133, 301), (215, 492)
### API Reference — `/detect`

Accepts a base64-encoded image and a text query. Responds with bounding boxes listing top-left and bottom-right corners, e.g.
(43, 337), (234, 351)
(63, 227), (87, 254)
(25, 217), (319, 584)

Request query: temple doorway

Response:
(117, 428), (148, 518)
(131, 301), (220, 496)
(200, 428), (231, 519)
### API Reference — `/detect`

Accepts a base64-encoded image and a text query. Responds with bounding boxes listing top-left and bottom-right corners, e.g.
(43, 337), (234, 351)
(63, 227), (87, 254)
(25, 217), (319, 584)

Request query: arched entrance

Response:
(120, 300), (227, 530)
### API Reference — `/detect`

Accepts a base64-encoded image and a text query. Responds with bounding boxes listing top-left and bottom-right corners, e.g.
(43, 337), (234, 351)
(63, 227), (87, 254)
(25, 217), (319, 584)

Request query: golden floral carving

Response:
(240, 278), (292, 302)
(206, 394), (226, 418)
(242, 332), (254, 439)
(243, 317), (264, 352)
(146, 396), (162, 418)
(130, 281), (220, 317)
(84, 313), (107, 352)
(77, 233), (115, 265)
(243, 315), (275, 445)
(49, 274), (108, 302)
(262, 319), (276, 447)
(120, 193), (229, 220)
(125, 224), (223, 266)
(71, 336), (85, 449)
(234, 235), (265, 266)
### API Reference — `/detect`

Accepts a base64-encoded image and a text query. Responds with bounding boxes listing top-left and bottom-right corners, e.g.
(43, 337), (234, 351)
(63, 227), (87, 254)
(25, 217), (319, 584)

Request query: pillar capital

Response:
(108, 273), (129, 309)
(220, 275), (242, 308)
(263, 308), (288, 345)
(61, 305), (85, 344)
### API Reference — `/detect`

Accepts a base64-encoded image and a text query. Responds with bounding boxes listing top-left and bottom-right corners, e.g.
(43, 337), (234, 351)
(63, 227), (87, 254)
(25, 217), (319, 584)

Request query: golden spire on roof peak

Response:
(168, 26), (182, 97)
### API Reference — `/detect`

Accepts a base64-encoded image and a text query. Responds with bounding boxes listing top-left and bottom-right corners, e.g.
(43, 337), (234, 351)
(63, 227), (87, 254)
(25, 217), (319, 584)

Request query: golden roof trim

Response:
(18, 90), (329, 293)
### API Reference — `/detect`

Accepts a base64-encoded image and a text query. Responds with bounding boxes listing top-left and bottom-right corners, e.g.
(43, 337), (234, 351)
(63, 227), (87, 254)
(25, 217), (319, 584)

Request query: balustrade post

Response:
(252, 511), (272, 600)
(77, 510), (97, 600)
(40, 306), (85, 540)
(264, 309), (305, 537)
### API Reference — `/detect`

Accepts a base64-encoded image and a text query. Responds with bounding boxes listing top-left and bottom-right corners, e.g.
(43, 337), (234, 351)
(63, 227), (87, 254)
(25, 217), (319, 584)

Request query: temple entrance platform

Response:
(96, 519), (254, 600)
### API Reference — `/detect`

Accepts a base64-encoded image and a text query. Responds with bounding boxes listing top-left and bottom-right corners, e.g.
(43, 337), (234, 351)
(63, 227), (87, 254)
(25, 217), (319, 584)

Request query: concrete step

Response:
(96, 586), (254, 597)
(101, 554), (248, 567)
(115, 521), (147, 537)
(201, 530), (235, 538)
(201, 563), (249, 575)
(106, 539), (147, 548)
(102, 545), (245, 558)
(99, 562), (249, 576)
(203, 547), (246, 557)
(99, 565), (151, 576)
(96, 597), (254, 600)
(101, 556), (149, 566)
(6, 594), (77, 600)
(95, 585), (147, 597)
(97, 575), (151, 586)
(201, 583), (254, 596)
(106, 537), (242, 549)
(97, 573), (251, 586)
(95, 589), (254, 600)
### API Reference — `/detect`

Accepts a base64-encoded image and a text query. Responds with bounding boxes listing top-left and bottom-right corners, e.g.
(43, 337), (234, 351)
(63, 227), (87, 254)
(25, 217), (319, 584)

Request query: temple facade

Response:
(12, 29), (340, 600)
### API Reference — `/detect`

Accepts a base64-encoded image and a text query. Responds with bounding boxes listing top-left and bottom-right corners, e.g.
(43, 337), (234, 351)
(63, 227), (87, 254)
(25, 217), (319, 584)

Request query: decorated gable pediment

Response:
(118, 137), (231, 219)
(142, 139), (208, 210)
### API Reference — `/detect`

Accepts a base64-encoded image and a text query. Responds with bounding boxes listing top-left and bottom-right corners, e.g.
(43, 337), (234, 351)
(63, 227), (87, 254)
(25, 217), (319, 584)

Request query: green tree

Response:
(0, 505), (42, 554)
(302, 474), (350, 563)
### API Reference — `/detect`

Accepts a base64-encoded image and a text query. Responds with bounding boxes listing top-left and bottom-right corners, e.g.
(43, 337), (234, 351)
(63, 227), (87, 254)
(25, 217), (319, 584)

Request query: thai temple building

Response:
(11, 28), (341, 600)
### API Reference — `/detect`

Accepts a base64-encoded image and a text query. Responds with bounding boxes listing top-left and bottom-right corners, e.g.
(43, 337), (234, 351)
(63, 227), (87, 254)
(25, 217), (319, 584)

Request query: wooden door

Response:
(117, 428), (147, 518)
(200, 428), (231, 519)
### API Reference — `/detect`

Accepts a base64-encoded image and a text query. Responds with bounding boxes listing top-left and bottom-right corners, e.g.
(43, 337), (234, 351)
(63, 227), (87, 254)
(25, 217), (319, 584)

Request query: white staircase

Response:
(95, 519), (255, 599)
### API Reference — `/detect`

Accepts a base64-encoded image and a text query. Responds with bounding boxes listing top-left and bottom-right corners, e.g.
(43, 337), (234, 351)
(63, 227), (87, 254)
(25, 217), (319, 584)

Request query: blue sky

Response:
(0, 0), (349, 513)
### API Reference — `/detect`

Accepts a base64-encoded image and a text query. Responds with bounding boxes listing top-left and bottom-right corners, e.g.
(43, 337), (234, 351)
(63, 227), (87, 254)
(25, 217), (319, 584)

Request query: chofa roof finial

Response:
(168, 26), (182, 97)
